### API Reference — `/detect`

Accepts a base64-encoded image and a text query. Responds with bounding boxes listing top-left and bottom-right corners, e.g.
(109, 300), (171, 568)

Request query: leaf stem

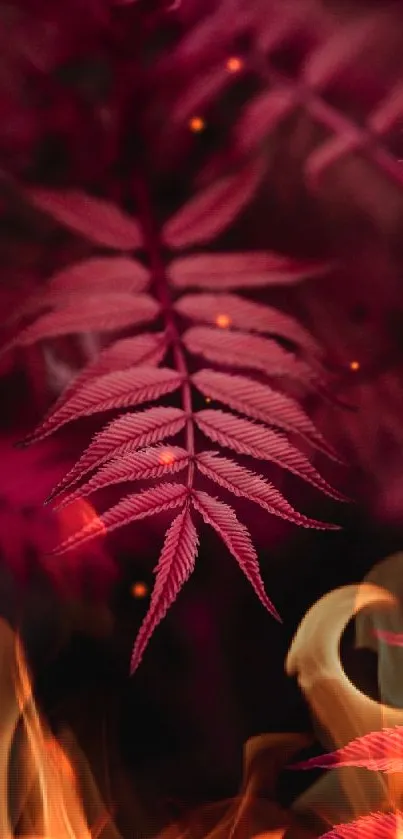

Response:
(134, 178), (195, 489)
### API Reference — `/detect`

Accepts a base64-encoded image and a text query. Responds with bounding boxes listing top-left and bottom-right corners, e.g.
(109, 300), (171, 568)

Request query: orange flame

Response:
(9, 566), (403, 839)
(0, 615), (294, 839)
(0, 617), (120, 839)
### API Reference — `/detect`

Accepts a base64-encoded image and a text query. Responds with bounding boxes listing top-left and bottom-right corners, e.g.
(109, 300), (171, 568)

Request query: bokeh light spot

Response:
(131, 581), (148, 599)
(189, 116), (205, 133)
(159, 449), (175, 466)
(216, 313), (231, 328)
(226, 56), (243, 73)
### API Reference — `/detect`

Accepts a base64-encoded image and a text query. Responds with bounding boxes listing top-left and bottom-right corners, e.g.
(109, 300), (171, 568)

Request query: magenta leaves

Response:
(25, 189), (143, 250)
(289, 725), (403, 774)
(317, 811), (403, 839)
(289, 724), (403, 838)
(3, 183), (345, 672)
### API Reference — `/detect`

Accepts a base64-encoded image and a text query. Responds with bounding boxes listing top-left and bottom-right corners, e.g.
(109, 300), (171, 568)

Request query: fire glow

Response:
(3, 555), (403, 839)
(0, 617), (119, 839)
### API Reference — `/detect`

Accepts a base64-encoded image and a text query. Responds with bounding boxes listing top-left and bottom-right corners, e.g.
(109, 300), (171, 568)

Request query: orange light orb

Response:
(226, 56), (243, 73)
(189, 116), (205, 133)
(350, 360), (360, 371)
(131, 582), (148, 599)
(215, 313), (231, 328)
(159, 449), (175, 466)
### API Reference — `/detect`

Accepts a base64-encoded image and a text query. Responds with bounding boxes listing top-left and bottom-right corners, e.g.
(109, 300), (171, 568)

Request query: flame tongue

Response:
(0, 617), (119, 839)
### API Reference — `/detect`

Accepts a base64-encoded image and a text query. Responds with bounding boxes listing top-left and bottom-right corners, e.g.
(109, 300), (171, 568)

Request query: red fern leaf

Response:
(169, 252), (329, 290)
(10, 257), (150, 325)
(30, 334), (168, 450)
(290, 726), (403, 773)
(46, 407), (187, 503)
(192, 490), (280, 619)
(49, 256), (149, 293)
(256, 2), (312, 55)
(47, 333), (168, 409)
(196, 452), (338, 530)
(130, 505), (198, 673)
(318, 811), (403, 839)
(50, 483), (189, 555)
(24, 367), (183, 443)
(305, 134), (357, 186)
(368, 82), (403, 135)
(2, 295), (160, 355)
(192, 370), (339, 460)
(25, 189), (143, 250)
(184, 327), (316, 382)
(303, 16), (381, 90)
(234, 88), (296, 156)
(163, 157), (265, 249)
(54, 446), (190, 510)
(196, 410), (346, 501)
(176, 292), (322, 356)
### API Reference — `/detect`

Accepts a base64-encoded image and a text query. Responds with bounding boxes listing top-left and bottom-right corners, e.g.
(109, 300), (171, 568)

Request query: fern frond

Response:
(130, 504), (198, 673)
(234, 88), (296, 156)
(195, 409), (346, 501)
(169, 251), (329, 290)
(176, 292), (322, 357)
(55, 446), (190, 510)
(163, 156), (265, 248)
(302, 16), (380, 91)
(184, 327), (317, 383)
(196, 452), (339, 530)
(290, 725), (403, 773)
(48, 256), (150, 294)
(5, 187), (345, 670)
(48, 333), (168, 406)
(10, 257), (150, 325)
(2, 294), (159, 354)
(25, 189), (143, 250)
(192, 490), (280, 619)
(317, 810), (403, 839)
(51, 483), (189, 555)
(46, 407), (187, 503)
(192, 370), (340, 460)
(24, 367), (183, 443)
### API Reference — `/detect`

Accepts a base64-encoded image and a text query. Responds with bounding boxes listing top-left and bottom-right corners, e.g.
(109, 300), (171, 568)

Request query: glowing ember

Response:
(159, 449), (176, 465)
(215, 313), (231, 328)
(131, 582), (148, 599)
(205, 397), (211, 403)
(350, 360), (360, 371)
(189, 116), (205, 133)
(226, 56), (243, 73)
